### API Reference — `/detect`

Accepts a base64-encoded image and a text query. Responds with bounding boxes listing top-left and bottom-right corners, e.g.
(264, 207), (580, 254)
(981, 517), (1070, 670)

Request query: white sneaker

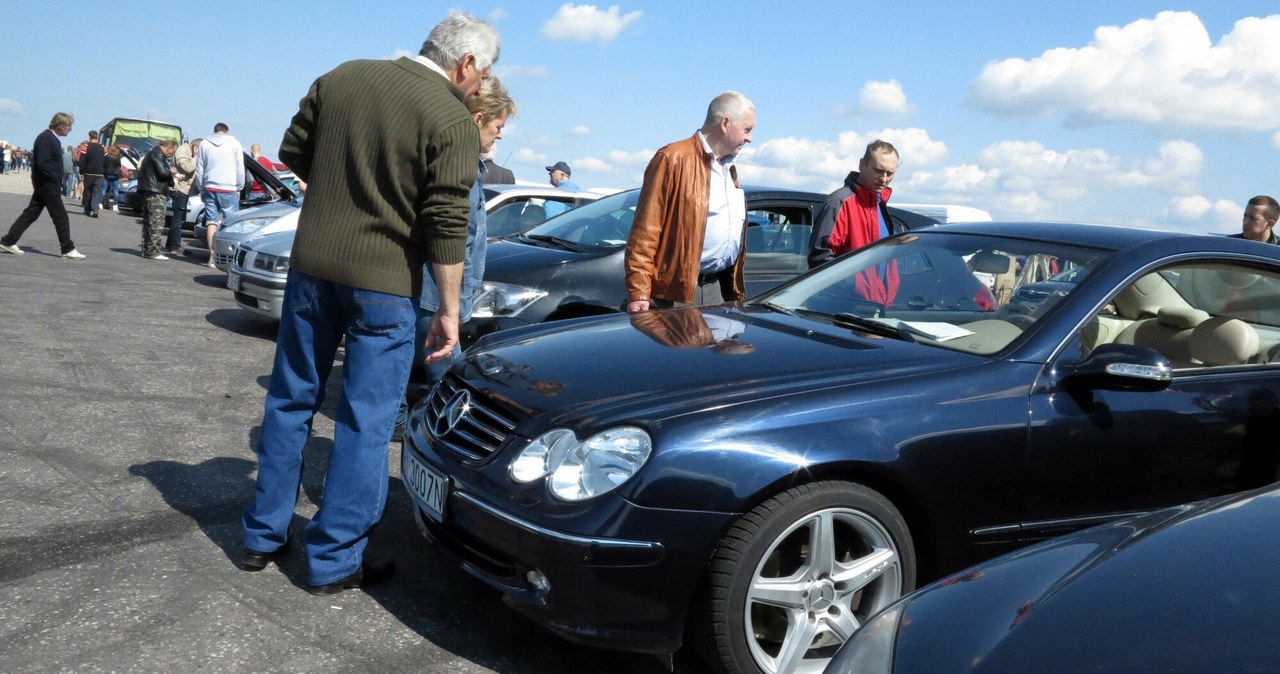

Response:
(62, 249), (87, 260)
(0, 243), (23, 255)
(112, 205), (119, 212)
(147, 253), (170, 260)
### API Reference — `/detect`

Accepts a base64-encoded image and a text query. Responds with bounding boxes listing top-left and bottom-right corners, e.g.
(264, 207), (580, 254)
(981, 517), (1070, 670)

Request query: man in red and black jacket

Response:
(808, 140), (901, 303)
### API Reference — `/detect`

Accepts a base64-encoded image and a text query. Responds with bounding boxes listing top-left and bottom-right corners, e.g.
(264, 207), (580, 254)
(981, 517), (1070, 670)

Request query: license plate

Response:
(227, 269), (240, 291)
(402, 449), (449, 522)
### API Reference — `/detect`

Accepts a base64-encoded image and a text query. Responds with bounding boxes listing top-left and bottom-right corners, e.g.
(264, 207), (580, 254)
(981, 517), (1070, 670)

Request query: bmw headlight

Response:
(252, 252), (291, 274)
(824, 602), (905, 674)
(471, 281), (548, 319)
(509, 426), (652, 501)
(220, 217), (278, 235)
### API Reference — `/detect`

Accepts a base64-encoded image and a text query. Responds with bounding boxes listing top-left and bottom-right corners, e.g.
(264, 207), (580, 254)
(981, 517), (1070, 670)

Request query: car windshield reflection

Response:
(755, 231), (1113, 354)
(520, 189), (640, 251)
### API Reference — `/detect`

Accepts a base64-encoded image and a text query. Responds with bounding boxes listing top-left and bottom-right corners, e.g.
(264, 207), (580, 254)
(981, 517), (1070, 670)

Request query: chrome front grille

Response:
(426, 376), (517, 460)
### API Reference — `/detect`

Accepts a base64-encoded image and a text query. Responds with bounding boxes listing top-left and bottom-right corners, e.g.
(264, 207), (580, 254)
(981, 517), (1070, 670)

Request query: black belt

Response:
(698, 270), (723, 285)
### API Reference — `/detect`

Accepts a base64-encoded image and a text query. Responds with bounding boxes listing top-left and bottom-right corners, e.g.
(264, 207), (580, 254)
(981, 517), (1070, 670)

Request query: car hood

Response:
(883, 486), (1280, 672)
(241, 230), (294, 256)
(456, 306), (975, 427)
(482, 237), (603, 281)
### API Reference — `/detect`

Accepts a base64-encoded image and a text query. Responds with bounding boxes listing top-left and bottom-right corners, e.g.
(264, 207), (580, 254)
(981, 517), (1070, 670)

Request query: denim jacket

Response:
(420, 161), (487, 322)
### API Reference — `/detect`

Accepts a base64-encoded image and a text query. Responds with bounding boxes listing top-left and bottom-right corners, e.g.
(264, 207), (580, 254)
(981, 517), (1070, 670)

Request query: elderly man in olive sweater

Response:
(241, 11), (500, 595)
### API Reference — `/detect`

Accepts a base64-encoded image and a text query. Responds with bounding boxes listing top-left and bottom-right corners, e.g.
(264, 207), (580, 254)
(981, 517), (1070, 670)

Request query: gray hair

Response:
(703, 91), (754, 127)
(420, 11), (500, 71)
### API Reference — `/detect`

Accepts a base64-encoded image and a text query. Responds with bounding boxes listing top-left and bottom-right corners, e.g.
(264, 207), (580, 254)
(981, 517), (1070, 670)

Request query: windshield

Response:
(521, 189), (639, 250)
(756, 230), (1112, 354)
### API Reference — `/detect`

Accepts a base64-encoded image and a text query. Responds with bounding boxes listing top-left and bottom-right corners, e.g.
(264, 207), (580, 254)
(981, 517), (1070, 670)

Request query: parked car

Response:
(483, 184), (604, 238)
(401, 221), (1280, 672)
(225, 185), (594, 319)
(1006, 264), (1089, 312)
(206, 201), (302, 270)
(461, 187), (942, 344)
(163, 152), (301, 236)
(227, 230), (292, 320)
(826, 482), (1280, 673)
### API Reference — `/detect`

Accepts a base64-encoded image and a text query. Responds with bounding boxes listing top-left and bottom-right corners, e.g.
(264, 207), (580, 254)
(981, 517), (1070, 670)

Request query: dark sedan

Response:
(401, 222), (1280, 673)
(462, 186), (937, 343)
(826, 483), (1280, 673)
(1006, 264), (1088, 312)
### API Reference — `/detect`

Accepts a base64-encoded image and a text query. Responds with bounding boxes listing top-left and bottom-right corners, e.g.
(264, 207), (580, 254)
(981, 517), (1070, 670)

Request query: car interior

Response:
(1079, 265), (1280, 368)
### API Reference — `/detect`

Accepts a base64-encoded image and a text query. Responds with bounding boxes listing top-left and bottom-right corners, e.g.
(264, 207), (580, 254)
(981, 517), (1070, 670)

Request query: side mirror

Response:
(1062, 343), (1172, 392)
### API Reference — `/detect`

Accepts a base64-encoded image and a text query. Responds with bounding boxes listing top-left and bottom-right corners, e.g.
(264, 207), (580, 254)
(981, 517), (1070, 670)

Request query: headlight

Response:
(252, 252), (291, 274)
(220, 217), (278, 235)
(470, 281), (548, 319)
(509, 426), (652, 501)
(824, 602), (905, 674)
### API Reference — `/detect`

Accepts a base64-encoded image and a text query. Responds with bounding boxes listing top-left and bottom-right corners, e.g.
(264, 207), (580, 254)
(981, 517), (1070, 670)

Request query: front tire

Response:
(695, 481), (915, 674)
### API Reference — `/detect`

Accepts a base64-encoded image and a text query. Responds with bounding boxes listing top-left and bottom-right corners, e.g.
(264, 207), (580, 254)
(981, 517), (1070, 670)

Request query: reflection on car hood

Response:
(458, 306), (971, 426)
(887, 486), (1280, 672)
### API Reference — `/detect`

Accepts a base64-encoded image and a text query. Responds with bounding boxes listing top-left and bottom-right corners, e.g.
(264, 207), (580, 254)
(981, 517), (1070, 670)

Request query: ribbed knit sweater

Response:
(280, 57), (478, 298)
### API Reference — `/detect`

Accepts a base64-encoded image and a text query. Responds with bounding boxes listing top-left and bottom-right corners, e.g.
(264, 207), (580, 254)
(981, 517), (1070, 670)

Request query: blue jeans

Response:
(105, 177), (120, 207)
(242, 270), (416, 585)
(202, 190), (239, 225)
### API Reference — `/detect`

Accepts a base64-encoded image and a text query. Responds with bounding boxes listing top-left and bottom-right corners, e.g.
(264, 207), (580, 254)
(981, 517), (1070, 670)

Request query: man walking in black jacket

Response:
(0, 112), (86, 259)
(79, 129), (107, 217)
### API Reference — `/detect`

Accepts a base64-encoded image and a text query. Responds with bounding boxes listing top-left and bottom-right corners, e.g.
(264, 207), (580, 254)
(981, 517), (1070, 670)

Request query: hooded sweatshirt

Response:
(194, 132), (245, 193)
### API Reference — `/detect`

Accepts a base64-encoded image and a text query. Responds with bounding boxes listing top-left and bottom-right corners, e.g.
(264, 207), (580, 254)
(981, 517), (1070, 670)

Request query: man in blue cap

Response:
(543, 160), (580, 216)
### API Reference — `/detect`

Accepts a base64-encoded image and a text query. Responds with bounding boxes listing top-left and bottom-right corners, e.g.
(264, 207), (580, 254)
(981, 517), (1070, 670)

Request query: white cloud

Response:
(570, 125), (590, 136)
(858, 80), (915, 116)
(750, 127), (948, 191)
(0, 98), (24, 115)
(970, 11), (1280, 132)
(489, 8), (508, 22)
(392, 48), (414, 59)
(514, 147), (548, 164)
(541, 4), (642, 43)
(1168, 197), (1241, 230)
(1272, 131), (1280, 150)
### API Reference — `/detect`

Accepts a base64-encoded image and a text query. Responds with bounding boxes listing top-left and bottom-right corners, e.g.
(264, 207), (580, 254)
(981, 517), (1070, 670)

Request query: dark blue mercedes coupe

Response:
(401, 221), (1280, 674)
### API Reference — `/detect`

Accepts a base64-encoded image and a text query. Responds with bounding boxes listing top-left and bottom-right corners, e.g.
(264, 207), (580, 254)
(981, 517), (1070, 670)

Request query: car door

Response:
(742, 198), (817, 295)
(1023, 259), (1280, 540)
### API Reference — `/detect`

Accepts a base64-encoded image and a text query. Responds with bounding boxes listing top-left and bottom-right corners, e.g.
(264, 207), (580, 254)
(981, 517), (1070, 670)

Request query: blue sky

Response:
(2, 2), (1276, 234)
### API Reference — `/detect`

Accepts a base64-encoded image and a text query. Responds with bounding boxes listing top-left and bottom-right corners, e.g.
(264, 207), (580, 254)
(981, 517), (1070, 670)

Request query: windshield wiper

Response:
(523, 233), (577, 250)
(834, 313), (916, 342)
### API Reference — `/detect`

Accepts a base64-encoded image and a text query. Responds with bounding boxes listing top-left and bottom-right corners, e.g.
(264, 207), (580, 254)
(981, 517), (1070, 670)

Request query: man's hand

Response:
(423, 311), (460, 363)
(626, 300), (650, 313)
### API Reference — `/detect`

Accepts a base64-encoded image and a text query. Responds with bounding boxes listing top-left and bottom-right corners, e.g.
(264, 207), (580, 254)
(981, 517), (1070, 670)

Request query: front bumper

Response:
(401, 429), (733, 655)
(229, 268), (285, 320)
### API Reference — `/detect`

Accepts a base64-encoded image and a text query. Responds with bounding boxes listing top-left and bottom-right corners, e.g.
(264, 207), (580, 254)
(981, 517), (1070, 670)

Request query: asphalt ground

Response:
(0, 170), (706, 674)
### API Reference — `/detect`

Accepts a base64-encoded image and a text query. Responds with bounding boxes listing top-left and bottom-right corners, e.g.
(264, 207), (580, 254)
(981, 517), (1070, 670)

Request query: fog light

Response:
(526, 569), (551, 597)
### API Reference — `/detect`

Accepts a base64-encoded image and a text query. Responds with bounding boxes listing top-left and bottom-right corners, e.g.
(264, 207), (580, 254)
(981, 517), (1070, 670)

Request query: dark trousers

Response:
(3, 181), (76, 253)
(81, 174), (105, 214)
(167, 190), (189, 250)
(652, 269), (729, 309)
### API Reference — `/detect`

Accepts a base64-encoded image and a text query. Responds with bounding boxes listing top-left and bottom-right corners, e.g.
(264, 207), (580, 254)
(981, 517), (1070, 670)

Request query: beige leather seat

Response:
(1113, 307), (1209, 366)
(1189, 317), (1259, 366)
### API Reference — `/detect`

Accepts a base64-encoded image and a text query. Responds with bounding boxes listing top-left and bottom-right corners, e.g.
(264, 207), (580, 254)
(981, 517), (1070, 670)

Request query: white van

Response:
(894, 203), (993, 224)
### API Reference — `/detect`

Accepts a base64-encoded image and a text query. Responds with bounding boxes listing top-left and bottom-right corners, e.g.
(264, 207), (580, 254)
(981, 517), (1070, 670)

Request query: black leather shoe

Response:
(305, 560), (396, 595)
(241, 545), (287, 571)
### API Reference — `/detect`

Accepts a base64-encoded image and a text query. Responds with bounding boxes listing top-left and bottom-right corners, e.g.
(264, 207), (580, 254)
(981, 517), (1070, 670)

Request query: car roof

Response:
(923, 221), (1216, 250)
(483, 184), (598, 197)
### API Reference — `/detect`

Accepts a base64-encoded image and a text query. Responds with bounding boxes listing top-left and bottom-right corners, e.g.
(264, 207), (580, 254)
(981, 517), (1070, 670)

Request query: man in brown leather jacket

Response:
(625, 91), (755, 313)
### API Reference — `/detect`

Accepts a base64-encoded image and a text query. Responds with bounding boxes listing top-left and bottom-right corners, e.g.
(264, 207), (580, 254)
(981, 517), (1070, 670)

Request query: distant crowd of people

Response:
(1, 143), (29, 173)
